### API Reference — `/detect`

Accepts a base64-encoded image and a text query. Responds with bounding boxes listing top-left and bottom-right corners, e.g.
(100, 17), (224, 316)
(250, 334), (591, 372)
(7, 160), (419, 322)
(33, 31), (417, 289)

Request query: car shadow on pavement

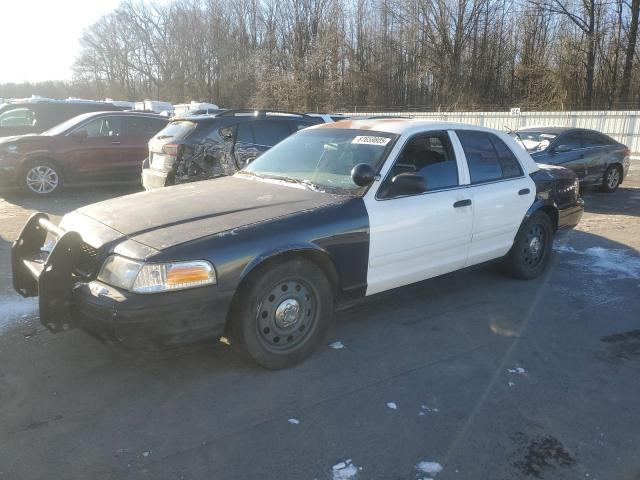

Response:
(581, 185), (640, 218)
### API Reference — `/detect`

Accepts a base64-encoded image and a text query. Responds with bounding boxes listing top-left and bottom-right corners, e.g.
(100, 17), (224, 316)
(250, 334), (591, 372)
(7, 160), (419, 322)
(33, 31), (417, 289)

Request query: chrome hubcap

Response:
(607, 169), (620, 189)
(529, 237), (541, 256)
(26, 166), (58, 194)
(275, 298), (301, 329)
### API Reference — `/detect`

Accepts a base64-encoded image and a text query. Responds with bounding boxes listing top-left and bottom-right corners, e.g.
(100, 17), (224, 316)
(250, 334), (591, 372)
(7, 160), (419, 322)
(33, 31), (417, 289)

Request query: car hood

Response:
(0, 133), (42, 145)
(74, 175), (346, 251)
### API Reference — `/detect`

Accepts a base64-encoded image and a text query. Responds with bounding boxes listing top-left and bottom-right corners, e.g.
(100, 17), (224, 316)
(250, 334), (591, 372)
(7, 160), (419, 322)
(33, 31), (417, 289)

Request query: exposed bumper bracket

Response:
(12, 212), (83, 333)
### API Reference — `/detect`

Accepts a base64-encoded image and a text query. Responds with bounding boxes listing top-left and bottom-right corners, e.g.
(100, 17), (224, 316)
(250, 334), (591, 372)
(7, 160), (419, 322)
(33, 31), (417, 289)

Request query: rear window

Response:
(154, 121), (196, 140)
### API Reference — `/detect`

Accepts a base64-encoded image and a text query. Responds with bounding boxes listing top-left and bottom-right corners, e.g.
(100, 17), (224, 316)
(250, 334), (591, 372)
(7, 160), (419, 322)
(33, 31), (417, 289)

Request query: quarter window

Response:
(558, 132), (582, 150)
(379, 131), (458, 197)
(456, 130), (522, 183)
(581, 131), (608, 147)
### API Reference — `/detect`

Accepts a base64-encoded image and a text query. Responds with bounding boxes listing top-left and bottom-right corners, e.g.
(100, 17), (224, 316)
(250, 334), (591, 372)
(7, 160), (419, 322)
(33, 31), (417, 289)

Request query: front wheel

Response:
(504, 211), (554, 280)
(227, 258), (333, 369)
(601, 164), (621, 193)
(21, 161), (62, 195)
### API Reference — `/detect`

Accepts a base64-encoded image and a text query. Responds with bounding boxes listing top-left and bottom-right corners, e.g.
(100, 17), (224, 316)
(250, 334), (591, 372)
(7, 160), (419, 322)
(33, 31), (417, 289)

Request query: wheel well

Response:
(538, 205), (558, 232)
(21, 157), (66, 182)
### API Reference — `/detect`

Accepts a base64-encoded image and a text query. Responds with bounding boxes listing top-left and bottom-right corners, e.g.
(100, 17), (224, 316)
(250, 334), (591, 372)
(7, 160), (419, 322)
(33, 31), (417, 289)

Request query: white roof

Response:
(313, 118), (539, 175)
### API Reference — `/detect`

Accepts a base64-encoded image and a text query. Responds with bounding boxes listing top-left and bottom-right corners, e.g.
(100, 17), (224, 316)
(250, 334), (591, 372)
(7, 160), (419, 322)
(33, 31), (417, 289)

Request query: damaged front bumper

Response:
(12, 212), (230, 348)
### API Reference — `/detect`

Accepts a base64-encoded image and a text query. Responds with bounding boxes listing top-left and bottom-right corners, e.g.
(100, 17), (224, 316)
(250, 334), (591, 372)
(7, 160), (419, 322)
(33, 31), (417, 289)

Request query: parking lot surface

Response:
(1, 166), (639, 480)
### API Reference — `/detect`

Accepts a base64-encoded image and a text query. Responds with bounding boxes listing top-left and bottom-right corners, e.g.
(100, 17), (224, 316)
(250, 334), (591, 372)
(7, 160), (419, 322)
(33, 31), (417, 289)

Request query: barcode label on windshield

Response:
(352, 135), (391, 146)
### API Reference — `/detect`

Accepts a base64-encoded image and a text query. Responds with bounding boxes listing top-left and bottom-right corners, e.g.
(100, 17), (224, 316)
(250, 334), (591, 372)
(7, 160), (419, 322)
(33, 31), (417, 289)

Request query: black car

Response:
(514, 127), (631, 192)
(12, 120), (583, 368)
(0, 100), (127, 138)
(141, 109), (322, 189)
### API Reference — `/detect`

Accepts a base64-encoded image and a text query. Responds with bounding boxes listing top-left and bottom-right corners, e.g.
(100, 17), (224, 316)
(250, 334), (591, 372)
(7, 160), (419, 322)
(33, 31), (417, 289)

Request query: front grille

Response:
(76, 242), (100, 277)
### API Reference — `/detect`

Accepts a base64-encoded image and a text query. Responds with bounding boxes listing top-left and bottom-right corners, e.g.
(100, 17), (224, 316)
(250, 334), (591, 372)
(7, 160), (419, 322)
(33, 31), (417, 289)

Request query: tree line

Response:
(2, 0), (639, 111)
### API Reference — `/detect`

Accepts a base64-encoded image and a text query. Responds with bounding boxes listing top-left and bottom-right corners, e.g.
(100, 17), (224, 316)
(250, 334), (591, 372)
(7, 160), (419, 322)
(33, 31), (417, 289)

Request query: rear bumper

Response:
(12, 212), (231, 348)
(141, 167), (172, 190)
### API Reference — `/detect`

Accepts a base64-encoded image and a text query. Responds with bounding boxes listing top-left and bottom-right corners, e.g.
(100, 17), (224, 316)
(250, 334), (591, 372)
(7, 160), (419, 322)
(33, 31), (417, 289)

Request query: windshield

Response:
(241, 128), (397, 194)
(41, 112), (97, 136)
(512, 131), (558, 152)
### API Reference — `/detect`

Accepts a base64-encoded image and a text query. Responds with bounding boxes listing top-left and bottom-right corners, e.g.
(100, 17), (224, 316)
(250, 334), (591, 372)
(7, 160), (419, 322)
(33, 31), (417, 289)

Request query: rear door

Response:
(453, 129), (536, 266)
(365, 130), (473, 295)
(63, 115), (123, 183)
(580, 130), (611, 183)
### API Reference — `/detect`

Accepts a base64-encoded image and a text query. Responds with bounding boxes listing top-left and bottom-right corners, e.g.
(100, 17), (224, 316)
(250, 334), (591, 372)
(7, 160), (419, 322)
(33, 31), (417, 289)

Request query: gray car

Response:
(513, 127), (631, 192)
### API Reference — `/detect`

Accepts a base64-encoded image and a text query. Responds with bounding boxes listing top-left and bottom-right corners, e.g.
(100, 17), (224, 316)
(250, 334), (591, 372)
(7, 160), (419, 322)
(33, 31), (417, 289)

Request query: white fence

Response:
(347, 110), (640, 154)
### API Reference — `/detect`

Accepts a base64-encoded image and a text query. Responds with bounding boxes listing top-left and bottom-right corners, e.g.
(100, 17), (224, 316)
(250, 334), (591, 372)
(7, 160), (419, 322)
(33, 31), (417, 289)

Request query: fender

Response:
(22, 151), (67, 179)
(239, 242), (340, 290)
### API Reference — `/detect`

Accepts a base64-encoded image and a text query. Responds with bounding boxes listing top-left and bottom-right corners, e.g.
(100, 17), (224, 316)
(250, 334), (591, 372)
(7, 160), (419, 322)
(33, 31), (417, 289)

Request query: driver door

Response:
(364, 131), (473, 295)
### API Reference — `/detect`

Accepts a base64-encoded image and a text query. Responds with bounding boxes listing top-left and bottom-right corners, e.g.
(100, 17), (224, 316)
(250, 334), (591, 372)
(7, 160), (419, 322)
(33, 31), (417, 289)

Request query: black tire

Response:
(504, 211), (554, 280)
(226, 258), (333, 369)
(601, 164), (622, 193)
(20, 160), (62, 195)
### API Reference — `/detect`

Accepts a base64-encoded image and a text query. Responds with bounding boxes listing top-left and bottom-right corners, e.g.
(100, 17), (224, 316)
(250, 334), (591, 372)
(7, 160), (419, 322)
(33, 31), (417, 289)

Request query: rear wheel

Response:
(504, 211), (554, 280)
(227, 258), (333, 369)
(21, 161), (62, 195)
(601, 164), (621, 192)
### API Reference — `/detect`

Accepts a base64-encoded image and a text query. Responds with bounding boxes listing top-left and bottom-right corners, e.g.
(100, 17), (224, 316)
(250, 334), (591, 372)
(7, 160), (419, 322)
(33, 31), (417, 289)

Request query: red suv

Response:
(0, 111), (167, 195)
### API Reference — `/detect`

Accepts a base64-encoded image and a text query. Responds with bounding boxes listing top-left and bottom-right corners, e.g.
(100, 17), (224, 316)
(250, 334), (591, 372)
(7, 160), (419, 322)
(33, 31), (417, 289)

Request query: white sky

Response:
(0, 0), (123, 83)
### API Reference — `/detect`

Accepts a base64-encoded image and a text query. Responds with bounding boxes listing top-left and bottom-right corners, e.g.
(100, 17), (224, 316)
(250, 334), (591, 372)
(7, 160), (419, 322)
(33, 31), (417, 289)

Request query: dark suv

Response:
(0, 100), (127, 138)
(142, 110), (322, 189)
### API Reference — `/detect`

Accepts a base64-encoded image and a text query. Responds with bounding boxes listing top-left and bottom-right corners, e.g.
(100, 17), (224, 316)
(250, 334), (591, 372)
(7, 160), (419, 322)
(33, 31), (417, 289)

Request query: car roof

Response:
(311, 118), (503, 135)
(517, 126), (574, 135)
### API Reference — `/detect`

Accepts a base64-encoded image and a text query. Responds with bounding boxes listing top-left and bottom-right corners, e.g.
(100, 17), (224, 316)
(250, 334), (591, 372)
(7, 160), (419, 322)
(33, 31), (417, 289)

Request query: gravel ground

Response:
(0, 163), (638, 480)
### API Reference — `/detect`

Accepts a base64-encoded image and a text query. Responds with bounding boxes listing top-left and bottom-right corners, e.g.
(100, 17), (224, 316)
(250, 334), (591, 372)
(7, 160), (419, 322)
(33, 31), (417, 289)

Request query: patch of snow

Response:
(508, 367), (526, 375)
(416, 461), (443, 476)
(419, 411), (426, 416)
(0, 295), (38, 334)
(386, 402), (397, 410)
(332, 459), (359, 480)
(288, 418), (300, 425)
(328, 341), (345, 349)
(554, 244), (640, 279)
(142, 451), (150, 457)
(508, 381), (516, 387)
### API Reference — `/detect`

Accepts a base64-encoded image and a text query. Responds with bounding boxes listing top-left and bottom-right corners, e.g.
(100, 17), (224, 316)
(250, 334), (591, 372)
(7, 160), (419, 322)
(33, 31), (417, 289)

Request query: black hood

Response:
(75, 175), (345, 250)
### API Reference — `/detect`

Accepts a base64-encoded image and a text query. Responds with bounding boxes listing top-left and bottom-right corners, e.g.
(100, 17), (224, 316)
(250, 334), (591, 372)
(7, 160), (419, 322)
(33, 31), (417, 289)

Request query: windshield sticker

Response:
(351, 135), (391, 146)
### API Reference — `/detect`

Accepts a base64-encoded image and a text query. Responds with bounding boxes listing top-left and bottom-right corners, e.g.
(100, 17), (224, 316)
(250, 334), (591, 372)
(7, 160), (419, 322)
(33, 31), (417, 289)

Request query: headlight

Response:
(97, 256), (216, 293)
(0, 144), (18, 154)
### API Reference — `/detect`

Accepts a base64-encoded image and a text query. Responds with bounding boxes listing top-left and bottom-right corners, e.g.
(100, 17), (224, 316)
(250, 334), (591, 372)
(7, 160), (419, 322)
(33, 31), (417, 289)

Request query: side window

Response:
(235, 122), (254, 144)
(252, 120), (291, 146)
(490, 134), (523, 178)
(80, 116), (122, 138)
(456, 130), (503, 183)
(0, 107), (36, 127)
(379, 131), (458, 197)
(581, 131), (607, 147)
(558, 132), (582, 150)
(124, 117), (165, 136)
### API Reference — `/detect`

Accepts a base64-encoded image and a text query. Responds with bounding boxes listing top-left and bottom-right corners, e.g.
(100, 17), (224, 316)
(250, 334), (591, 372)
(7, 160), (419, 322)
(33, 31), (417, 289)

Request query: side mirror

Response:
(388, 173), (426, 196)
(553, 144), (571, 153)
(351, 163), (375, 187)
(70, 130), (88, 142)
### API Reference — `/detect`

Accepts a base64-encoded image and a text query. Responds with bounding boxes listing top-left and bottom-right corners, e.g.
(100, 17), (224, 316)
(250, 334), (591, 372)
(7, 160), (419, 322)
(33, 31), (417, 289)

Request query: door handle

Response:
(518, 188), (530, 195)
(453, 199), (472, 208)
(111, 141), (121, 145)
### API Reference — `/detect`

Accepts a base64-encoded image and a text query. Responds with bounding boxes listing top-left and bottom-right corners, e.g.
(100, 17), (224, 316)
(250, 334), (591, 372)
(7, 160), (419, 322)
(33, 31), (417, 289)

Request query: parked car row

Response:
(12, 118), (585, 368)
(512, 126), (631, 192)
